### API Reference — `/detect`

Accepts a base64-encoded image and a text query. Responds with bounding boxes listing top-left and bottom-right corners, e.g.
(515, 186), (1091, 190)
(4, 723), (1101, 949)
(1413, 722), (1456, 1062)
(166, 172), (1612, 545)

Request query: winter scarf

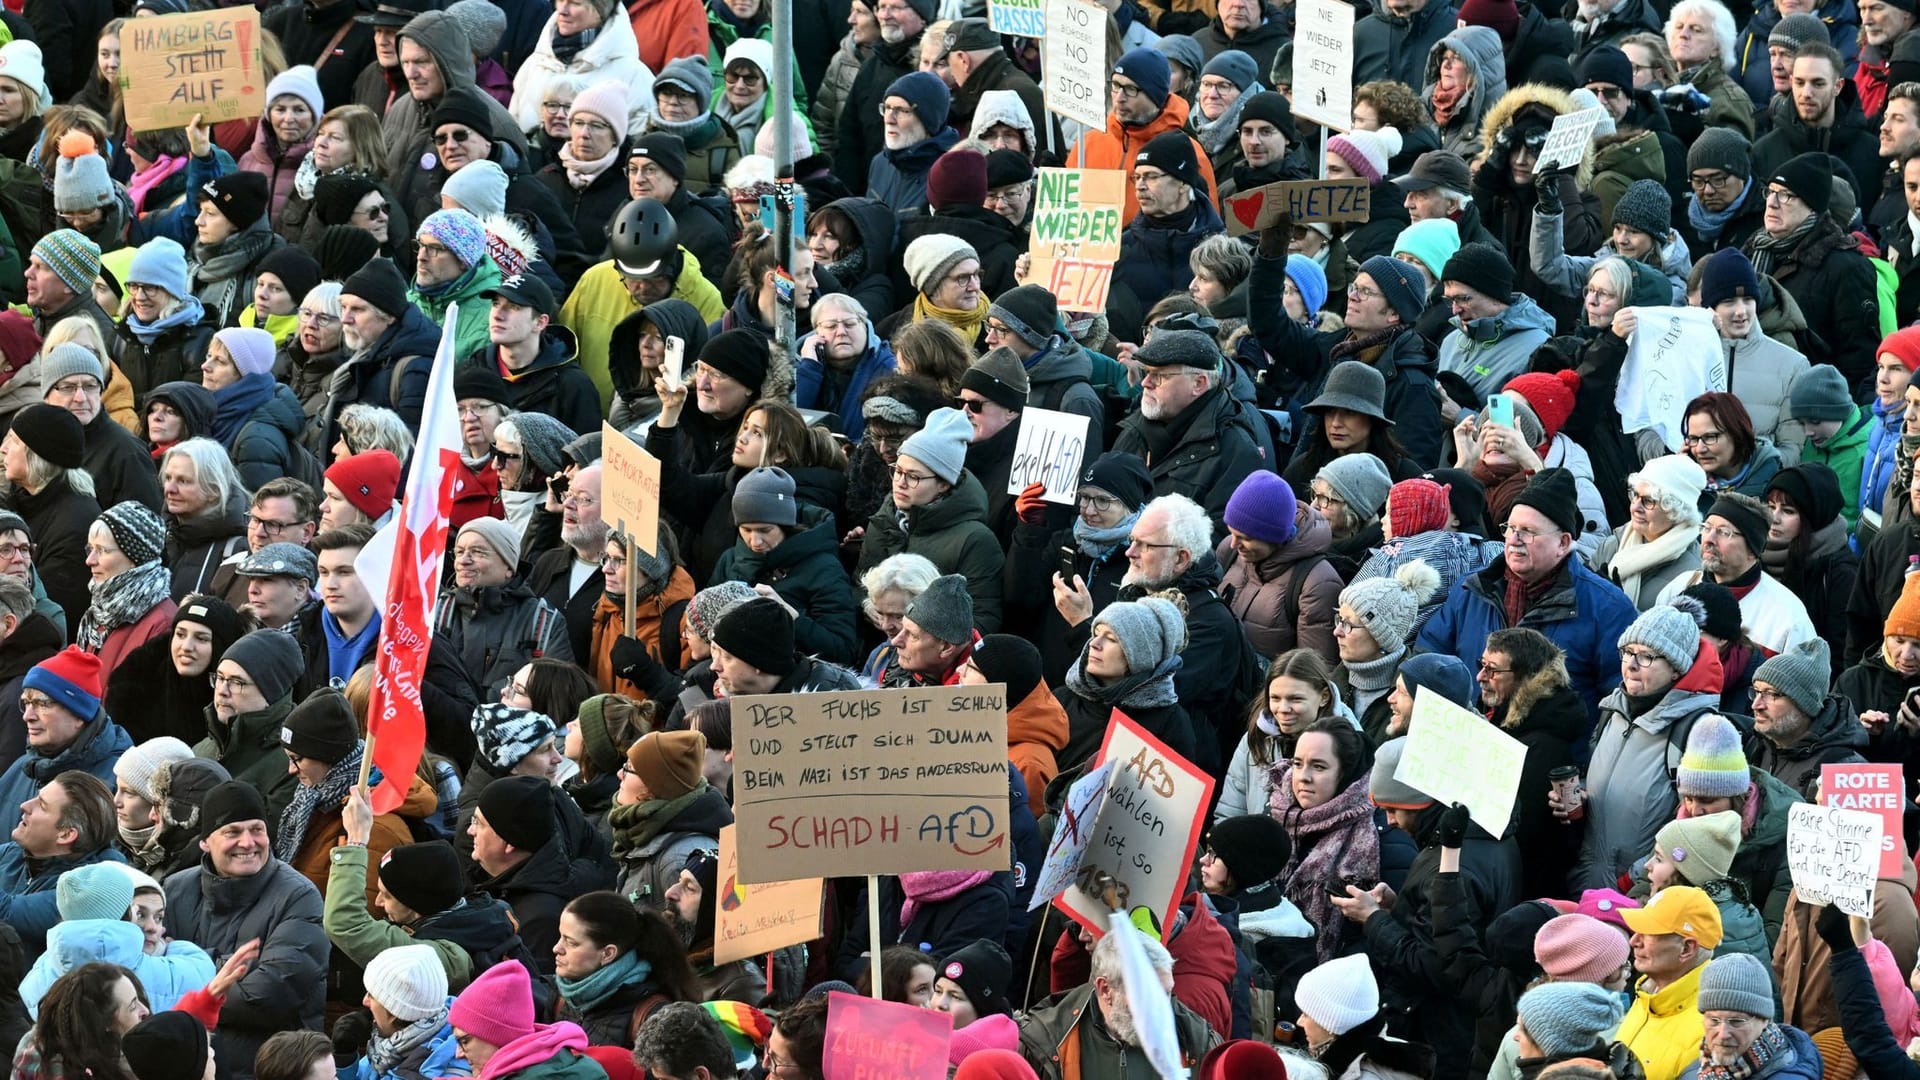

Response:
(1746, 214), (1818, 277)
(1891, 431), (1920, 514)
(1072, 511), (1139, 559)
(118, 821), (157, 853)
(128, 155), (187, 216)
(912, 293), (991, 343)
(713, 93), (766, 147)
(211, 373), (276, 446)
(274, 740), (364, 861)
(1063, 652), (1183, 710)
(368, 1005), (450, 1075)
(1604, 521), (1702, 601)
(1762, 515), (1849, 582)
(549, 26), (601, 64)
(78, 561), (173, 653)
(560, 139), (622, 191)
(1267, 764), (1383, 963)
(1195, 84), (1262, 157)
(610, 781), (711, 856)
(557, 950), (651, 1014)
(1696, 1021), (1792, 1080)
(827, 246), (868, 286)
(1341, 646), (1403, 720)
(650, 111), (718, 142)
(1503, 561), (1556, 629)
(1687, 183), (1751, 245)
(1430, 66), (1468, 128)
(1331, 325), (1399, 362)
(899, 869), (993, 926)
(126, 297), (209, 346)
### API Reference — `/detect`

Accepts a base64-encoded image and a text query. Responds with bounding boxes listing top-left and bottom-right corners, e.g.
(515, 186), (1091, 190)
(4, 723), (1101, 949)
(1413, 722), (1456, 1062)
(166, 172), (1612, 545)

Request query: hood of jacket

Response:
(1454, 292), (1556, 341)
(1576, 0), (1660, 43)
(1423, 25), (1508, 124)
(480, 1025), (591, 1080)
(825, 196), (898, 258)
(42, 918), (147, 972)
(1103, 91), (1200, 150)
(503, 325), (583, 379)
(608, 300), (712, 400)
(1675, 635), (1726, 695)
(1500, 653), (1581, 736)
(398, 10), (478, 92)
(1008, 680), (1069, 753)
(755, 504), (841, 572)
(253, 383), (307, 441)
(1476, 83), (1575, 169)
(147, 381), (217, 440)
(1023, 336), (1094, 388)
(904, 469), (991, 534)
(966, 83), (1037, 146)
(362, 306), (446, 370)
(1168, 890), (1238, 985)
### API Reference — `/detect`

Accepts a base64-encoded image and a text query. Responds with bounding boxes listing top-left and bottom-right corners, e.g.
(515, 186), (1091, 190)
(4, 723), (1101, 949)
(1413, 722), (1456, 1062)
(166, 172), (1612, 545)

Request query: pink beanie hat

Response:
(949, 1014), (1020, 1066)
(569, 82), (629, 133)
(1534, 914), (1631, 983)
(1576, 888), (1640, 930)
(448, 960), (536, 1048)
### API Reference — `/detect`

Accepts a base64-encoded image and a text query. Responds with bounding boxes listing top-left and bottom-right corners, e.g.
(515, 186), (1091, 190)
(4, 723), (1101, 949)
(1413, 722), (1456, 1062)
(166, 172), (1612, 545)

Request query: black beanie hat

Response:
(969, 635), (1043, 704)
(985, 148), (1035, 189)
(1576, 44), (1633, 90)
(630, 132), (689, 186)
(428, 95), (494, 142)
(455, 365), (516, 408)
(200, 172), (269, 230)
(198, 780), (268, 840)
(10, 403), (85, 469)
(1679, 581), (1743, 641)
(342, 257), (412, 320)
(378, 840), (465, 915)
(1080, 451), (1153, 511)
(1237, 90), (1298, 142)
(312, 174), (382, 228)
(939, 939), (1013, 1017)
(684, 845), (720, 944)
(1442, 241), (1513, 301)
(711, 596), (797, 677)
(1706, 494), (1771, 555)
(316, 225), (382, 282)
(1207, 814), (1293, 889)
(174, 595), (243, 656)
(1134, 130), (1202, 191)
(280, 688), (359, 766)
(1511, 467), (1582, 536)
(1771, 152), (1833, 215)
(123, 1011), (209, 1080)
(1765, 462), (1844, 531)
(477, 775), (555, 852)
(699, 328), (772, 393)
(256, 246), (321, 310)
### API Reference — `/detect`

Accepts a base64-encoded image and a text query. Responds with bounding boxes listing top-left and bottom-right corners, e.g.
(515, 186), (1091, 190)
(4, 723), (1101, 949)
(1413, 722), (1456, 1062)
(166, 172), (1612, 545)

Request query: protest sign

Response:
(1787, 802), (1883, 916)
(1043, 0), (1107, 132)
(1007, 407), (1091, 504)
(1028, 168), (1125, 310)
(1292, 0), (1355, 131)
(990, 0), (1047, 36)
(1111, 913), (1186, 1080)
(824, 992), (951, 1080)
(1030, 762), (1114, 910)
(1224, 178), (1372, 237)
(1823, 764), (1906, 878)
(713, 825), (824, 965)
(730, 684), (1010, 883)
(599, 423), (661, 556)
(1615, 307), (1724, 453)
(1536, 107), (1609, 172)
(1394, 688), (1528, 838)
(122, 9), (266, 132)
(1054, 711), (1214, 939)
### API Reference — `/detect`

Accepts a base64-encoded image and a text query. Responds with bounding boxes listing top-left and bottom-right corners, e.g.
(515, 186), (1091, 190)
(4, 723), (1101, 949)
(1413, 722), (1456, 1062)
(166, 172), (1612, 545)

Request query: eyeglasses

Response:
(48, 378), (101, 397)
(247, 515), (302, 534)
(600, 551), (627, 570)
(1591, 84), (1627, 100)
(1348, 283), (1381, 301)
(1682, 430), (1725, 447)
(1501, 522), (1561, 540)
(209, 672), (256, 691)
(298, 308), (340, 326)
(414, 241), (453, 260)
(501, 681), (529, 702)
(1477, 660), (1513, 675)
(984, 321), (1013, 338)
(539, 100), (572, 114)
(454, 546), (495, 563)
(1309, 489), (1345, 509)
(1333, 616), (1359, 633)
(563, 491), (598, 508)
(890, 466), (936, 485)
(0, 542), (33, 561)
(878, 103), (917, 120)
(18, 694), (54, 713)
(1764, 187), (1801, 207)
(865, 427), (908, 449)
(1077, 492), (1118, 513)
(1618, 647), (1666, 668)
(569, 116), (615, 135)
(127, 283), (167, 298)
(1629, 493), (1661, 510)
(285, 750), (309, 766)
(763, 1052), (800, 1076)
(432, 128), (473, 145)
(1140, 369), (1198, 389)
(1702, 524), (1745, 543)
(944, 268), (983, 286)
(1111, 81), (1143, 100)
(1689, 171), (1735, 191)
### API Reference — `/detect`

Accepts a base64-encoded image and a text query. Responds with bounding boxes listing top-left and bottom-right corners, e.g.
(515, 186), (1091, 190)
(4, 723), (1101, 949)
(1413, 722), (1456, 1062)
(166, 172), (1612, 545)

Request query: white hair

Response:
(1667, 0), (1737, 70)
(160, 438), (247, 519)
(813, 292), (869, 323)
(1091, 928), (1175, 987)
(1626, 469), (1704, 527)
(861, 553), (940, 604)
(1142, 494), (1213, 560)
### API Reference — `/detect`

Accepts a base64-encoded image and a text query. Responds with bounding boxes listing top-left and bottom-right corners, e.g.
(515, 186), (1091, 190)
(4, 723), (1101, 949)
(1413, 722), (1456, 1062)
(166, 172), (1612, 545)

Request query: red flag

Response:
(364, 303), (464, 813)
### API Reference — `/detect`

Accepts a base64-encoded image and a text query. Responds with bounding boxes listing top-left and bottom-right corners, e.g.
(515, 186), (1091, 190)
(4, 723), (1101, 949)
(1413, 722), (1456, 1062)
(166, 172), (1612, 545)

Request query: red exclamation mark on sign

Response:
(236, 19), (255, 95)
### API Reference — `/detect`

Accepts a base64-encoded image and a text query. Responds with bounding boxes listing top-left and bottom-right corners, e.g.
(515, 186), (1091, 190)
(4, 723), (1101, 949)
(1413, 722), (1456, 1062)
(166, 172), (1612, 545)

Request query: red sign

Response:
(823, 992), (951, 1080)
(1823, 763), (1906, 877)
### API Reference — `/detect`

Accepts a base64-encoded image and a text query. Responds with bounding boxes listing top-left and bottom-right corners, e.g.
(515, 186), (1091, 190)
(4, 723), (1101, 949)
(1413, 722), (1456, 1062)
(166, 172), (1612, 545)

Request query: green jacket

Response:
(499, 1047), (605, 1080)
(1800, 404), (1873, 529)
(408, 258), (502, 363)
(1016, 982), (1219, 1080)
(855, 470), (1005, 633)
(1587, 130), (1666, 231)
(193, 695), (298, 834)
(322, 843), (472, 986)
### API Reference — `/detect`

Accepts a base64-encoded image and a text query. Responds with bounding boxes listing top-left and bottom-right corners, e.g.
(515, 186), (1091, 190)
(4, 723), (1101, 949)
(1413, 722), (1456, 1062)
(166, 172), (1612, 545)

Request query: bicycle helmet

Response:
(609, 198), (678, 278)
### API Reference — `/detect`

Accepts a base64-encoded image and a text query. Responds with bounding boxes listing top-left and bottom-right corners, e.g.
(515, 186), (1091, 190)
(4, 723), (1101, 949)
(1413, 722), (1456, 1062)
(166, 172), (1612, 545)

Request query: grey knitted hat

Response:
(1697, 953), (1775, 1019)
(1753, 637), (1831, 717)
(1092, 596), (1186, 672)
(960, 348), (1031, 411)
(1317, 453), (1392, 518)
(504, 412), (576, 479)
(1368, 736), (1435, 808)
(1338, 560), (1440, 654)
(906, 573), (974, 645)
(1610, 179), (1670, 239)
(1687, 128), (1752, 179)
(1790, 364), (1853, 423)
(898, 407), (972, 485)
(1616, 605), (1699, 674)
(40, 343), (105, 390)
(445, 0), (507, 55)
(655, 56), (715, 102)
(734, 467), (799, 527)
(1516, 983), (1625, 1057)
(1768, 12), (1829, 51)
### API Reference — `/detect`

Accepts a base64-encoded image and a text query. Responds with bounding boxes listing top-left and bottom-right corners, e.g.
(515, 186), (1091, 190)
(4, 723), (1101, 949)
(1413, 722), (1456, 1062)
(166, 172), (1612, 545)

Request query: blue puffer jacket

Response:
(1416, 556), (1639, 739)
(1115, 198), (1227, 313)
(343, 1003), (470, 1080)
(230, 383), (311, 491)
(1859, 396), (1904, 537)
(0, 715), (133, 837)
(22, 919), (214, 1016)
(792, 333), (896, 443)
(0, 843), (127, 959)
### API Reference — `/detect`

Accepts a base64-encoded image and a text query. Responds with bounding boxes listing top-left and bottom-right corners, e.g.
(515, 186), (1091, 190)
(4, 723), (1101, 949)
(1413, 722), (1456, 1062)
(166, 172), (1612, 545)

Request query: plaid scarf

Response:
(1697, 1021), (1791, 1080)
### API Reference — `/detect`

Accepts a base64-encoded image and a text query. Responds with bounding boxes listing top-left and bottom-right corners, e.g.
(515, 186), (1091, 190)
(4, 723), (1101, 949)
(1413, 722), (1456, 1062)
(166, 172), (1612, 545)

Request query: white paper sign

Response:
(1394, 688), (1528, 839)
(989, 0), (1046, 36)
(1615, 306), (1724, 453)
(1029, 762), (1113, 910)
(1007, 407), (1091, 504)
(1291, 0), (1354, 131)
(1787, 802), (1883, 917)
(1536, 107), (1608, 172)
(1043, 0), (1107, 132)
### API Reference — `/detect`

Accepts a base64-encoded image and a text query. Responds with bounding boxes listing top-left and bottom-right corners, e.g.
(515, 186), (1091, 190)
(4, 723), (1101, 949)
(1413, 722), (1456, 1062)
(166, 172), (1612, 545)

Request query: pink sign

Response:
(823, 992), (952, 1080)
(1823, 763), (1906, 877)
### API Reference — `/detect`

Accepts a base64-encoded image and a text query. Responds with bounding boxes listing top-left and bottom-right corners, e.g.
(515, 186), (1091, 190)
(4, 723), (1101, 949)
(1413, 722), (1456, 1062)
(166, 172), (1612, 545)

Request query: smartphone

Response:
(1058, 545), (1076, 579)
(1487, 393), (1514, 430)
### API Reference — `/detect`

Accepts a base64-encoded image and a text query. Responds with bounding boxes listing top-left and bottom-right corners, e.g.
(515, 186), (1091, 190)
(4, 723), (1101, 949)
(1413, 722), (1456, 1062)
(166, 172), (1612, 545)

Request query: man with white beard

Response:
(1017, 924), (1219, 1074)
(528, 463), (608, 663)
(1688, 953), (1823, 1080)
(324, 257), (441, 443)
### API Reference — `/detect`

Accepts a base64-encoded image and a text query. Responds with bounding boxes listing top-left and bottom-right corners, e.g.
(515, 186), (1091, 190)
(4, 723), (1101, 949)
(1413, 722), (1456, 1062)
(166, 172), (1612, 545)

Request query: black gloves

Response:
(609, 635), (660, 681)
(1438, 803), (1471, 848)
(1816, 902), (1858, 954)
(331, 1009), (373, 1066)
(1534, 165), (1563, 215)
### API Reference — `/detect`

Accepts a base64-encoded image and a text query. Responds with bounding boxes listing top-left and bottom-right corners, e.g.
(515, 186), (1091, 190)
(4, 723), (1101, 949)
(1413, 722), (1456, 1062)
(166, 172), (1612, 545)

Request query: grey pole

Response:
(771, 0), (798, 362)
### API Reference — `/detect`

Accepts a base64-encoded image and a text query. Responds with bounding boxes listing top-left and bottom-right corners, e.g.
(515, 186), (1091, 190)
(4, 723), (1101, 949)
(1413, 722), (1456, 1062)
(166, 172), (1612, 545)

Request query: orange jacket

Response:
(1065, 95), (1217, 225)
(589, 568), (697, 702)
(1008, 680), (1068, 817)
(626, 0), (709, 75)
(289, 773), (437, 914)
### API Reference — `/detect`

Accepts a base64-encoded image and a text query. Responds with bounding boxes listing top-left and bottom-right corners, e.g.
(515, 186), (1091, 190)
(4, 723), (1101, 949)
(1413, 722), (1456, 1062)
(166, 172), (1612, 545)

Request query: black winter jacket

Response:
(1744, 694), (1870, 800)
(6, 478), (97, 647)
(82, 413), (163, 515)
(103, 628), (215, 748)
(229, 384), (310, 491)
(465, 327), (602, 437)
(1110, 385), (1267, 533)
(112, 314), (217, 402)
(834, 872), (1016, 981)
(320, 304), (440, 444)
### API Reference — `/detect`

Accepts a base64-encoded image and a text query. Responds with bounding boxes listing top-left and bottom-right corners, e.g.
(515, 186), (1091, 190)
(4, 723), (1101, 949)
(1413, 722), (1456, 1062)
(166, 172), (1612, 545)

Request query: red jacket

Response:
(625, 0), (708, 75)
(1065, 95), (1217, 225)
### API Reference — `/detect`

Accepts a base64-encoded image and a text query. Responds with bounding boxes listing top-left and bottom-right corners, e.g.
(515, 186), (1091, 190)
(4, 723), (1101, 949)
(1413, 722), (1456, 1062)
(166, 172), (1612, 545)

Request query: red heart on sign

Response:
(1228, 189), (1265, 230)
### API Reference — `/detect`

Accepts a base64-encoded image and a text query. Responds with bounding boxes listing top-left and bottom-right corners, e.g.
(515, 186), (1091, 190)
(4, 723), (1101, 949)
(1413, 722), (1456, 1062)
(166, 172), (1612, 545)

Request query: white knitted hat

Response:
(903, 233), (980, 296)
(1295, 953), (1379, 1036)
(113, 737), (196, 804)
(364, 944), (447, 1022)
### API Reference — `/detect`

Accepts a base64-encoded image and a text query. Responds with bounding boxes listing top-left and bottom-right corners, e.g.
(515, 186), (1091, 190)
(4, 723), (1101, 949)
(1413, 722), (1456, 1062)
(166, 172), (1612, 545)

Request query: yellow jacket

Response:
(558, 250), (725, 410)
(1617, 962), (1707, 1080)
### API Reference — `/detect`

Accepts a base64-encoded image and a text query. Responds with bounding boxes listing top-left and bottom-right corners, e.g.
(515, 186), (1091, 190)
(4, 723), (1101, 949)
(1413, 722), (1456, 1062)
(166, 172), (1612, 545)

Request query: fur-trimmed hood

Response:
(1501, 653), (1570, 730)
(1473, 82), (1577, 172)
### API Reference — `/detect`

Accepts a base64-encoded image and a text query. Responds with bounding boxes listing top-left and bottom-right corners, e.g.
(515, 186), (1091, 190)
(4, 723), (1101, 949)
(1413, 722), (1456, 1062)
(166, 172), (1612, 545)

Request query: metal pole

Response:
(771, 0), (798, 362)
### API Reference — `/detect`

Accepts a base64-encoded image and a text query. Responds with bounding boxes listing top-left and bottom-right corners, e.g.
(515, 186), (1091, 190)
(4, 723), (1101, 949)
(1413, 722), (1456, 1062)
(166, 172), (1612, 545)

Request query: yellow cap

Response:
(1619, 885), (1724, 949)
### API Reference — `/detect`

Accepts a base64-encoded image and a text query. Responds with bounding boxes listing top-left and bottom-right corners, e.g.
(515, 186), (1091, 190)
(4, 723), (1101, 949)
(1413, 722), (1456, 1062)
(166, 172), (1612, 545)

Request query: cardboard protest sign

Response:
(1054, 711), (1214, 939)
(599, 423), (661, 555)
(122, 9), (266, 133)
(1823, 764), (1906, 878)
(1291, 0), (1355, 131)
(823, 992), (951, 1080)
(1536, 107), (1609, 172)
(1394, 688), (1528, 838)
(990, 0), (1047, 36)
(713, 825), (824, 965)
(1043, 0), (1107, 132)
(1615, 307), (1724, 452)
(1788, 802), (1883, 916)
(1028, 168), (1125, 311)
(1007, 407), (1091, 504)
(1224, 179), (1371, 237)
(1029, 762), (1114, 910)
(730, 684), (1011, 883)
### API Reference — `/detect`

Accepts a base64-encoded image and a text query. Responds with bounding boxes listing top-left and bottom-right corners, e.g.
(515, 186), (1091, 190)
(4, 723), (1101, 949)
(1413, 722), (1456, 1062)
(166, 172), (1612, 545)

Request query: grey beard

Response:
(663, 905), (700, 949)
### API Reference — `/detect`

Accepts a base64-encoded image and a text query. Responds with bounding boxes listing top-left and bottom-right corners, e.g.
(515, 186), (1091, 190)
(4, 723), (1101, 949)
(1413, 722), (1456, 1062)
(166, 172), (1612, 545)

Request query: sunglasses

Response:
(956, 398), (989, 414)
(433, 128), (473, 145)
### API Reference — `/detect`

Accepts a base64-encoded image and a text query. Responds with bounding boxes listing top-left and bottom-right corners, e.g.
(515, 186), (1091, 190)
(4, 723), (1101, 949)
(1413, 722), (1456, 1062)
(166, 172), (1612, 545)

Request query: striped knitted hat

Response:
(1674, 714), (1749, 798)
(31, 229), (100, 297)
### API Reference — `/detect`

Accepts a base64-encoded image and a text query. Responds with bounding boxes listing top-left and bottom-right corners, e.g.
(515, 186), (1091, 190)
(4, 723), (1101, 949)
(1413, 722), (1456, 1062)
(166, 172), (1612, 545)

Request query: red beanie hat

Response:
(1458, 0), (1520, 40)
(926, 149), (988, 212)
(448, 960), (535, 1049)
(1882, 327), (1920, 374)
(23, 645), (104, 719)
(325, 449), (402, 519)
(1503, 369), (1582, 445)
(1387, 478), (1451, 538)
(1198, 1041), (1289, 1080)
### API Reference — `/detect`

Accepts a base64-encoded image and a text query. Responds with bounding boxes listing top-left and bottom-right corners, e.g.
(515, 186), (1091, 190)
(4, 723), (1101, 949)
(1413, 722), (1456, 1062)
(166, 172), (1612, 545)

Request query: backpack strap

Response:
(658, 598), (689, 670)
(627, 993), (670, 1045)
(1284, 554), (1328, 631)
(389, 355), (424, 409)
